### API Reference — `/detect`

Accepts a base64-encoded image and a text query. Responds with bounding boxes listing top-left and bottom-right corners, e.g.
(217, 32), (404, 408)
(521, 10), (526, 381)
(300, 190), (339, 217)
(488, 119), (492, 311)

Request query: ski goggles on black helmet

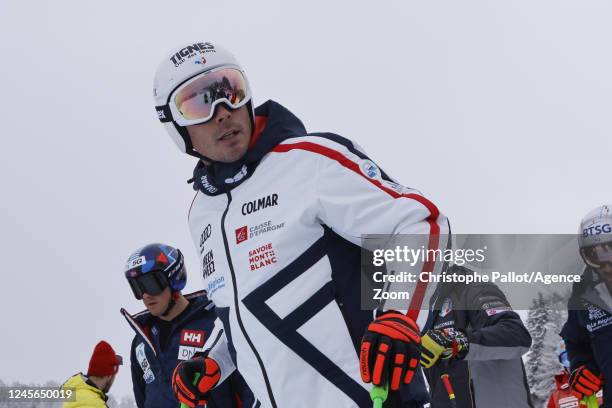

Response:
(127, 270), (170, 300)
(156, 66), (250, 127)
(581, 243), (612, 269)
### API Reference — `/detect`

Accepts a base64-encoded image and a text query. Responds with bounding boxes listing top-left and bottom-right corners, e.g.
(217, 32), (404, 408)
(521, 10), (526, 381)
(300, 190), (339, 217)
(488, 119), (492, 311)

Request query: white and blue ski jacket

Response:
(187, 101), (450, 407)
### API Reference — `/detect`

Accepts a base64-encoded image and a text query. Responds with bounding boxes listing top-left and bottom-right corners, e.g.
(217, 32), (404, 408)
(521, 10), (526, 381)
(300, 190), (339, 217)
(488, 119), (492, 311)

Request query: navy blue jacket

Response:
(560, 267), (612, 407)
(121, 291), (254, 408)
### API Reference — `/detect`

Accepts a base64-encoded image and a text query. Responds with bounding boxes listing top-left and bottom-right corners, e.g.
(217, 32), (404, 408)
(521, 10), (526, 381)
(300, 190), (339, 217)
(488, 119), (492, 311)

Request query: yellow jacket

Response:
(61, 373), (108, 408)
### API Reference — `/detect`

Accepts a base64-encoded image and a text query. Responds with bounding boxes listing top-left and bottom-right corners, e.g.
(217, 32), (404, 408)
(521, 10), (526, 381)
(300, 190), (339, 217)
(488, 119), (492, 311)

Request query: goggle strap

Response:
(156, 105), (173, 123)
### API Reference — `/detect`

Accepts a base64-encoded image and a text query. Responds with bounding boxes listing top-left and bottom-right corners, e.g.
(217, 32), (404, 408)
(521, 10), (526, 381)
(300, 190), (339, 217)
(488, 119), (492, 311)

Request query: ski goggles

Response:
(582, 243), (612, 268)
(156, 66), (250, 127)
(127, 270), (169, 300)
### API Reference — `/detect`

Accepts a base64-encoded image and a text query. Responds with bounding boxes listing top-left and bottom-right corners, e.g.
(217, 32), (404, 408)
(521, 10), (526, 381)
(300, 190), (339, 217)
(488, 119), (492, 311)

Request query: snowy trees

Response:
(525, 291), (569, 408)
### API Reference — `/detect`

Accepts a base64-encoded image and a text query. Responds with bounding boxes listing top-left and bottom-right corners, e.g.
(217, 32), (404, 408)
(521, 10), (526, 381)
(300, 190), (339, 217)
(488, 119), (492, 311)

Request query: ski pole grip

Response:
(180, 372), (201, 408)
(370, 383), (389, 408)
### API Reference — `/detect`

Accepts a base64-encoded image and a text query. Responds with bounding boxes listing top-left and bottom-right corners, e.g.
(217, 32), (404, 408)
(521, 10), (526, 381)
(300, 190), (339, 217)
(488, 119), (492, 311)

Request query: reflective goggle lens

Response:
(173, 68), (248, 122)
(128, 271), (169, 300)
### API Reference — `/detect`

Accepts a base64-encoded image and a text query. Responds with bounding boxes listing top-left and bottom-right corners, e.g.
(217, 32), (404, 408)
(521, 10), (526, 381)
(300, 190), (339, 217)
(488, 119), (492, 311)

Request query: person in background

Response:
(546, 340), (603, 408)
(561, 205), (612, 407)
(61, 340), (122, 408)
(419, 264), (532, 407)
(121, 242), (253, 408)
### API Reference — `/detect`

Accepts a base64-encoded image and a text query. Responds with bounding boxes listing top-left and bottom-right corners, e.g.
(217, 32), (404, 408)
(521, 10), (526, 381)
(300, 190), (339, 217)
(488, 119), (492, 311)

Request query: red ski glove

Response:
(569, 365), (602, 400)
(359, 311), (421, 391)
(172, 356), (221, 408)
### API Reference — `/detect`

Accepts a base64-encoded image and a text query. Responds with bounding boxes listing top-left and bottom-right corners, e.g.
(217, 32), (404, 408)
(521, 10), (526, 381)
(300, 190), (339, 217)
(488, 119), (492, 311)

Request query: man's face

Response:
(186, 104), (252, 163)
(142, 286), (172, 317)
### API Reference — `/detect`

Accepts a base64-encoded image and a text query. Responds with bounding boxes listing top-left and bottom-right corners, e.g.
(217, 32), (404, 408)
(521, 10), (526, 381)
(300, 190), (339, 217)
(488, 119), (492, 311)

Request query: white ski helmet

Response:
(153, 41), (254, 158)
(578, 204), (612, 268)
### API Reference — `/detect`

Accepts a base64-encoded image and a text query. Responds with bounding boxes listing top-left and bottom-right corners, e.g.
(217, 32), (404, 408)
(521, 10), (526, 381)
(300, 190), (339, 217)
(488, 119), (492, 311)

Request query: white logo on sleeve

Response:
(136, 342), (156, 384)
(359, 160), (381, 180)
(382, 180), (412, 195)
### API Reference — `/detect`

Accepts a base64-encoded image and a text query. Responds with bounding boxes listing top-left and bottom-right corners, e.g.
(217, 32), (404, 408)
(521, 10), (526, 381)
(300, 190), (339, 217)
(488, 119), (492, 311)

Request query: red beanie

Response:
(87, 341), (122, 377)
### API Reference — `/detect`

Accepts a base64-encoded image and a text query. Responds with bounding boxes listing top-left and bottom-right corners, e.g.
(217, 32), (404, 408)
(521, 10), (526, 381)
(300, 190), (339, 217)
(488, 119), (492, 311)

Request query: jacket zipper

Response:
(221, 191), (278, 408)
